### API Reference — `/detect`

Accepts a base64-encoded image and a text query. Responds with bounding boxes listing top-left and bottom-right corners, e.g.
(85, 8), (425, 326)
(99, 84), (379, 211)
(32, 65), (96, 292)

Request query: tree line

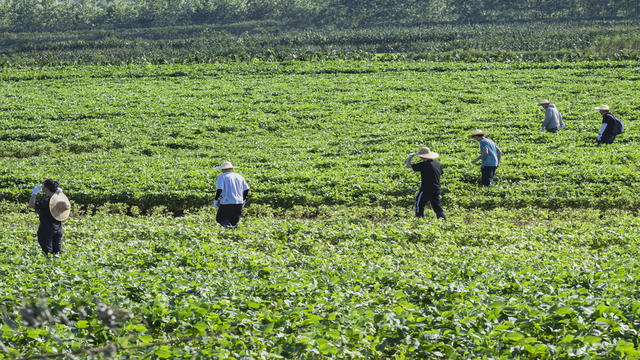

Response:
(0, 0), (638, 32)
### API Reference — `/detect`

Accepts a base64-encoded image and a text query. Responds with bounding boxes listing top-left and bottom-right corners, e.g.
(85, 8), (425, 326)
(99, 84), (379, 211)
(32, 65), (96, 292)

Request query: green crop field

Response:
(1, 61), (639, 214)
(2, 209), (640, 359)
(1, 58), (640, 358)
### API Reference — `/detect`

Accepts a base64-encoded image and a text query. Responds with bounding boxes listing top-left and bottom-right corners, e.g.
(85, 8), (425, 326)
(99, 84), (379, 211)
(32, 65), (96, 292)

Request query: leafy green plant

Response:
(1, 210), (640, 358)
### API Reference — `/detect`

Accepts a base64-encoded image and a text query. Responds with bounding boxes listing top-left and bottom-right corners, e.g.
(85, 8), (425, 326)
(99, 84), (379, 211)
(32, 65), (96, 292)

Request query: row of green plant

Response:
(1, 208), (639, 358)
(0, 60), (638, 214)
(0, 0), (637, 32)
(1, 21), (639, 66)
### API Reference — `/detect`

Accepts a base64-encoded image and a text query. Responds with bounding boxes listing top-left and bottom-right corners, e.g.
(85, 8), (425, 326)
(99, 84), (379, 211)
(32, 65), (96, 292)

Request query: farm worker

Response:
(213, 161), (249, 228)
(468, 129), (502, 186)
(406, 147), (446, 219)
(538, 100), (564, 133)
(595, 105), (624, 145)
(27, 179), (70, 255)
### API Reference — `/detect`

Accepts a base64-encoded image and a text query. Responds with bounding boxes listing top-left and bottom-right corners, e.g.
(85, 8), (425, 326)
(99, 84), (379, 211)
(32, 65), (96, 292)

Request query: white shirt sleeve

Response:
(216, 175), (223, 190)
(598, 123), (607, 137)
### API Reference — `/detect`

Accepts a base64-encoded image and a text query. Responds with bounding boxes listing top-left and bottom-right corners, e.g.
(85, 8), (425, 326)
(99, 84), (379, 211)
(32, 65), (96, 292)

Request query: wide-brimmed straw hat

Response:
(538, 99), (550, 106)
(215, 161), (237, 170)
(595, 105), (610, 111)
(467, 129), (486, 139)
(415, 147), (439, 160)
(49, 192), (71, 222)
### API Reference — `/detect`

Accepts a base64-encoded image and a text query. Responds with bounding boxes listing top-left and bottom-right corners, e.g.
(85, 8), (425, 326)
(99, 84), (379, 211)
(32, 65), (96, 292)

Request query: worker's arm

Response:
(542, 108), (551, 131)
(472, 149), (488, 164)
(28, 185), (40, 209)
(213, 189), (222, 209)
(405, 153), (415, 169)
(28, 194), (37, 209)
(597, 123), (607, 140)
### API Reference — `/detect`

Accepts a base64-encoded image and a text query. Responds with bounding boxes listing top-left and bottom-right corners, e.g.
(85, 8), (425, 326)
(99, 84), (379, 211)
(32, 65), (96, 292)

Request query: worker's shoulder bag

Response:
(614, 115), (625, 135)
(608, 114), (625, 135)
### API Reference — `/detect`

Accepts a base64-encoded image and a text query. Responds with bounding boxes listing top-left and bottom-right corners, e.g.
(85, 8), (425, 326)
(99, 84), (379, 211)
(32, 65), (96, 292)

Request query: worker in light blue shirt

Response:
(468, 129), (502, 186)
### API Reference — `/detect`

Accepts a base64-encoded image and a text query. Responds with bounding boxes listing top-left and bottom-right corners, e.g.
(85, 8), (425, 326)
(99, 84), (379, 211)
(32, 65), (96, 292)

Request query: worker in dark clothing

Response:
(595, 105), (623, 145)
(27, 179), (70, 255)
(406, 147), (445, 220)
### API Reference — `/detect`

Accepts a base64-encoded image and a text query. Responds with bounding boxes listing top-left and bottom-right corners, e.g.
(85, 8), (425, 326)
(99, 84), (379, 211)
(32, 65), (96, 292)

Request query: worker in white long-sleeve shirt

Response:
(213, 161), (249, 228)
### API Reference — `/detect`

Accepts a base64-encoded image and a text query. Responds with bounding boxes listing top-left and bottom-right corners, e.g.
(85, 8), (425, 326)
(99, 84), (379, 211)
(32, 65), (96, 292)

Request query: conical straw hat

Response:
(49, 192), (71, 221)
(467, 129), (486, 139)
(416, 147), (439, 160)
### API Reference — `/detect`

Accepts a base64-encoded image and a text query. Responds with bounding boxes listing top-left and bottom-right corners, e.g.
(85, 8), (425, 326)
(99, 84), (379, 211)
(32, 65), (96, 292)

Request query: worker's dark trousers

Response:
(415, 189), (445, 219)
(481, 166), (497, 186)
(37, 227), (62, 254)
(598, 134), (617, 144)
(216, 204), (243, 227)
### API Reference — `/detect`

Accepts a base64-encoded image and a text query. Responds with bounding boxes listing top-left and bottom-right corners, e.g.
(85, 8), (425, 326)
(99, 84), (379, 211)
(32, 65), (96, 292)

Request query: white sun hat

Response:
(595, 105), (610, 111)
(215, 161), (237, 170)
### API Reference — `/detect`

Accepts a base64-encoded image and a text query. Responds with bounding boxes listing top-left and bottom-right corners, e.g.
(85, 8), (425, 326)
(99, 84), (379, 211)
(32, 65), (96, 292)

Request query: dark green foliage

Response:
(1, 21), (639, 66)
(0, 0), (638, 32)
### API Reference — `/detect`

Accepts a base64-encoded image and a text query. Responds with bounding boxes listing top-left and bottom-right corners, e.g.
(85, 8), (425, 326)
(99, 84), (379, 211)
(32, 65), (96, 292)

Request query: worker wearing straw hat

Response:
(595, 105), (624, 145)
(406, 147), (446, 219)
(538, 100), (564, 133)
(468, 129), (502, 186)
(27, 179), (70, 255)
(214, 161), (249, 228)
